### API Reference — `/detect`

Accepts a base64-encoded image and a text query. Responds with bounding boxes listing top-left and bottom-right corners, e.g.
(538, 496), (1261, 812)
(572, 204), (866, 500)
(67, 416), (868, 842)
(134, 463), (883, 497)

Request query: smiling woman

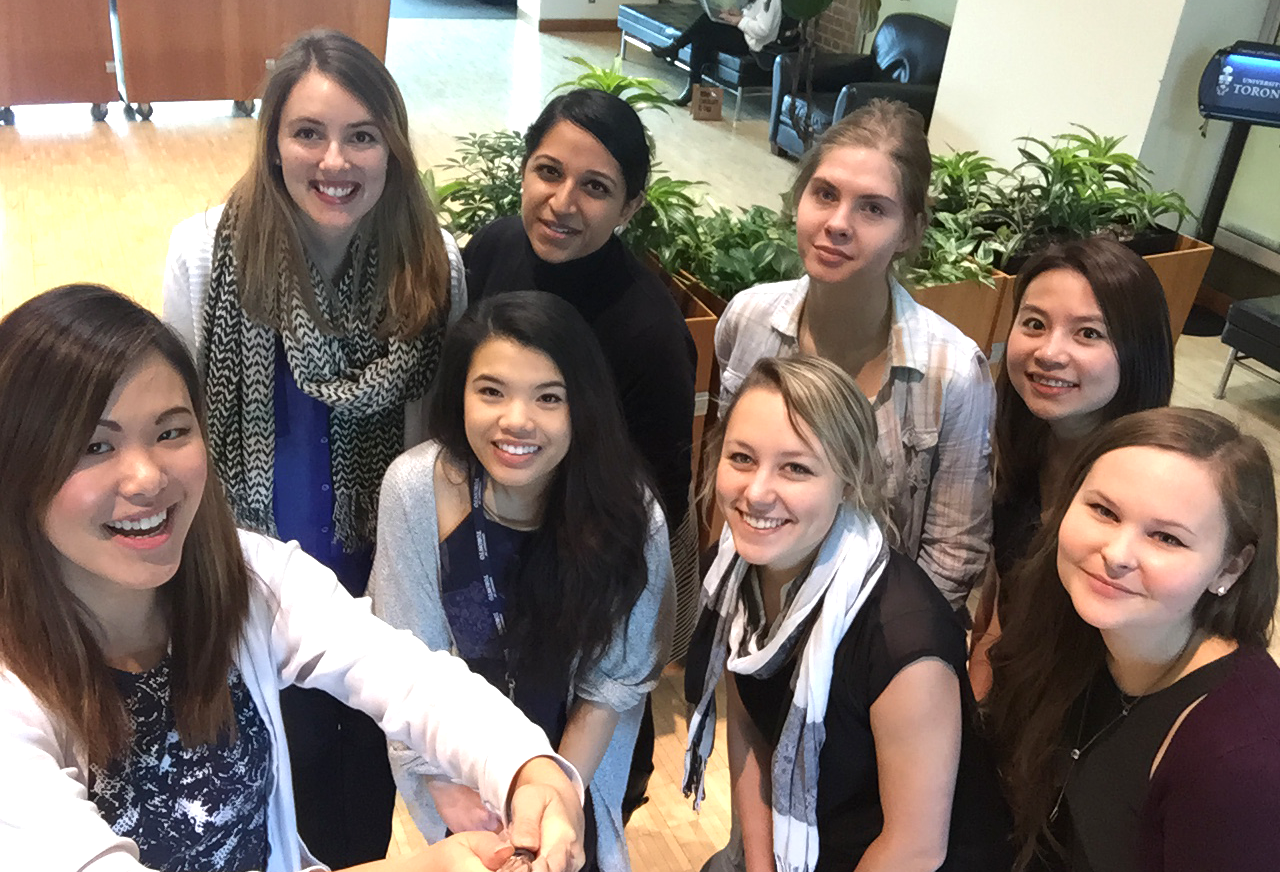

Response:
(715, 99), (995, 612)
(0, 284), (588, 872)
(368, 291), (674, 872)
(159, 29), (465, 867)
(985, 407), (1280, 872)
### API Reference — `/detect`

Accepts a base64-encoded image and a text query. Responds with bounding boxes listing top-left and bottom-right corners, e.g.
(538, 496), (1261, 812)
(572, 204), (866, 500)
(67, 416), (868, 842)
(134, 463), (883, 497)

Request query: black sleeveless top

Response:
(1059, 651), (1238, 872)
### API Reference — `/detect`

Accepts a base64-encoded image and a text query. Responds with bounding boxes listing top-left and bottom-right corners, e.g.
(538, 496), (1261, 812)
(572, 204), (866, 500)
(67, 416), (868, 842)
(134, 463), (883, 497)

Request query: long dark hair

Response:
(0, 285), (250, 766)
(426, 291), (652, 679)
(232, 29), (450, 338)
(985, 407), (1277, 869)
(994, 237), (1174, 504)
(523, 88), (651, 201)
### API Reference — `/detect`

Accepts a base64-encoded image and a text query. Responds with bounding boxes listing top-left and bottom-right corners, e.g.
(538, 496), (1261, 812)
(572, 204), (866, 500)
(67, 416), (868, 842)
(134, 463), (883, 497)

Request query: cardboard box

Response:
(690, 84), (723, 121)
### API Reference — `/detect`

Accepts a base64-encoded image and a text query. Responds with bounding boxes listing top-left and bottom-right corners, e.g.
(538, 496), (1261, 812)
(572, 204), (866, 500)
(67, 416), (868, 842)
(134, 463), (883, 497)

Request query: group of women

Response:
(1, 24), (1278, 872)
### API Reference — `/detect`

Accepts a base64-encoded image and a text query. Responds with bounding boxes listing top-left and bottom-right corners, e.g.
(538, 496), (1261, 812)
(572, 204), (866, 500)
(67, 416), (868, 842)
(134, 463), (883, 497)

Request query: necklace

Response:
(1049, 630), (1199, 822)
(482, 484), (541, 531)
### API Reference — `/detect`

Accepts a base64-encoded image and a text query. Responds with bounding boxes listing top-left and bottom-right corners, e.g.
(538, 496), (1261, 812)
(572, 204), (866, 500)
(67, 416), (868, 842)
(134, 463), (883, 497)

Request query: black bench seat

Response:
(617, 2), (775, 123)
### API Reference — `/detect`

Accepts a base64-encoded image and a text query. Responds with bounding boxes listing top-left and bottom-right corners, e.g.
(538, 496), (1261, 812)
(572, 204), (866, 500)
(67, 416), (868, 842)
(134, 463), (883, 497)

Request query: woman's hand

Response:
(506, 757), (586, 872)
(427, 779), (504, 834)
(718, 8), (744, 25)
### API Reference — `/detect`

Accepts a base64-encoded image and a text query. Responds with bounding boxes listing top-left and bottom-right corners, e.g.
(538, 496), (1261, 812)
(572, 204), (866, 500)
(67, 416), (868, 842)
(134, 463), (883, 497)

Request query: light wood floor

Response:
(5, 15), (1280, 872)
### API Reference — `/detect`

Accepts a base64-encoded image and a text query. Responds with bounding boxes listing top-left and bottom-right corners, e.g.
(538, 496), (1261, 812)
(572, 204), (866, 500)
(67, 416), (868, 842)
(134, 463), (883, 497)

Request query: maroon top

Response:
(1140, 646), (1280, 872)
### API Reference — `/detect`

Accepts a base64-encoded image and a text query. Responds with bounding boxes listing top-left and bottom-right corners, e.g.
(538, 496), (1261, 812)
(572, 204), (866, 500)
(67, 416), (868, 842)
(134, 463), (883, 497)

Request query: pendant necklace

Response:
(1049, 630), (1198, 822)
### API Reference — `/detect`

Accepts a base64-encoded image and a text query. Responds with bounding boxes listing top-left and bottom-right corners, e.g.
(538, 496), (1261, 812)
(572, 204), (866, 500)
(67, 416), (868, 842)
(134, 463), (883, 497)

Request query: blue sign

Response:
(1200, 41), (1280, 125)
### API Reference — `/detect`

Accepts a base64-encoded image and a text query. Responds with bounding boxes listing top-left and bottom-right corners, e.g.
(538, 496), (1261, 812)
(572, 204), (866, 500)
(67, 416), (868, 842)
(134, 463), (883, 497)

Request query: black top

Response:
(89, 658), (271, 872)
(1059, 652), (1237, 872)
(464, 216), (697, 523)
(992, 481), (1042, 581)
(721, 552), (1013, 871)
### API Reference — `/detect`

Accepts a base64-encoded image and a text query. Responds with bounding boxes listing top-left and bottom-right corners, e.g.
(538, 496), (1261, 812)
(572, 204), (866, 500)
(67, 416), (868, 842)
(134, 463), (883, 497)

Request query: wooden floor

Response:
(5, 15), (1280, 872)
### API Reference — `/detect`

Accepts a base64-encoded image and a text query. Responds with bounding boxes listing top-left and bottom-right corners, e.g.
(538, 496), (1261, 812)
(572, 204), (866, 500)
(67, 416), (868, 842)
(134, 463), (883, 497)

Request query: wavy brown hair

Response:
(994, 237), (1174, 505)
(0, 285), (251, 767)
(230, 29), (449, 339)
(984, 407), (1277, 869)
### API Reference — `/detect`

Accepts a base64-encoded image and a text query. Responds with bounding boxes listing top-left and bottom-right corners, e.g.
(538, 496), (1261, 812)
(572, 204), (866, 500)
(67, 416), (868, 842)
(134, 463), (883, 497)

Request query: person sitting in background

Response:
(652, 1), (782, 106)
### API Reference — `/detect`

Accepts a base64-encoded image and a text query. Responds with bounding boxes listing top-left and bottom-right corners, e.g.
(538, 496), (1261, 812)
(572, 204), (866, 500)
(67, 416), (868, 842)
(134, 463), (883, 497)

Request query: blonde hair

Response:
(704, 356), (896, 542)
(790, 98), (931, 265)
(230, 30), (450, 339)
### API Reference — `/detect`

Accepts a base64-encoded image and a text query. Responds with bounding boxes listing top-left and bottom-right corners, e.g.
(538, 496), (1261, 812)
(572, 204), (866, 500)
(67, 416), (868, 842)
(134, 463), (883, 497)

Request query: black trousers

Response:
(678, 14), (750, 85)
(280, 685), (397, 868)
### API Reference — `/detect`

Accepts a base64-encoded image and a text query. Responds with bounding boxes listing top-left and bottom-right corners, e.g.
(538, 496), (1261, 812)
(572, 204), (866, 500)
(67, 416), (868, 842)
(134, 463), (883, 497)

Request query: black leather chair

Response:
(769, 13), (950, 158)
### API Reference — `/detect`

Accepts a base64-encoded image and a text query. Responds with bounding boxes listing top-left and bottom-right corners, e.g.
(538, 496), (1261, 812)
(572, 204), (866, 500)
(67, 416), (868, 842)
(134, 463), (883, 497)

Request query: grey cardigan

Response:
(368, 441), (674, 872)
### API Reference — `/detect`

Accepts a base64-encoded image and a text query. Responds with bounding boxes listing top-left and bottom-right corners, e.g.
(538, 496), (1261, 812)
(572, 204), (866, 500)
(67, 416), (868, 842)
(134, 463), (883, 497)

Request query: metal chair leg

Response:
(1215, 347), (1240, 399)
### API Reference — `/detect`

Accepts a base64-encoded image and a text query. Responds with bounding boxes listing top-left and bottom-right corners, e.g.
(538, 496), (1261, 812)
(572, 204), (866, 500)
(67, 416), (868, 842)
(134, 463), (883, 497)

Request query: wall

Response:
(520, 0), (621, 25)
(1137, 0), (1273, 226)
(816, 0), (956, 54)
(928, 0), (1184, 167)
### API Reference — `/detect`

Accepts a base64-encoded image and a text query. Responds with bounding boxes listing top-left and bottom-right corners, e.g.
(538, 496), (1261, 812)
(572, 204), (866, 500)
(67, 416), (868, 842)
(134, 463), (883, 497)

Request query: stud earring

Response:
(1216, 585), (1228, 596)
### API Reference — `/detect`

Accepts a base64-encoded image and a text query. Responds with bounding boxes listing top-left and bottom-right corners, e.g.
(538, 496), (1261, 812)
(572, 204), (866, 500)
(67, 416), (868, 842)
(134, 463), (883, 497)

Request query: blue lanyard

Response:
(469, 467), (517, 701)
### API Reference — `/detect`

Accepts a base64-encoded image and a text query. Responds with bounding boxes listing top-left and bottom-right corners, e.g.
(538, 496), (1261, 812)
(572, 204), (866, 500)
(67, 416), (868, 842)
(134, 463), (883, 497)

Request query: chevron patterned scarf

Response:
(200, 203), (441, 549)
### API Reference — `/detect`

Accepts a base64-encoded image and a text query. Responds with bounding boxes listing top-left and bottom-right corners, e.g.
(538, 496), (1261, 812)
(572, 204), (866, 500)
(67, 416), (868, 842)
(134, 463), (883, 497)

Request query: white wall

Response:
(530, 0), (622, 22)
(928, 1), (1185, 168)
(1137, 0), (1272, 223)
(877, 0), (956, 28)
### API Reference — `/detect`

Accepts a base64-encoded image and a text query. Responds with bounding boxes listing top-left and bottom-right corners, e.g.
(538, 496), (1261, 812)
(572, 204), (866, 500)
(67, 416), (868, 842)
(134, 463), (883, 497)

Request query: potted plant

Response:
(986, 126), (1211, 339)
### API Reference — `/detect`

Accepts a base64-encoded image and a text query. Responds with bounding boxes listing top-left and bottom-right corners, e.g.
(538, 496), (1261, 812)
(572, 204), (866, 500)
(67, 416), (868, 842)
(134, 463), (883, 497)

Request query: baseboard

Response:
(535, 17), (620, 32)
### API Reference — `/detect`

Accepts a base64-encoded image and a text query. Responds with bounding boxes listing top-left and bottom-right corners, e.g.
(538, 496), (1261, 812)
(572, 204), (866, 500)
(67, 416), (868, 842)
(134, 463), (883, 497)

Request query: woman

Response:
(369, 292), (674, 872)
(716, 99), (993, 610)
(650, 0), (782, 106)
(161, 31), (462, 864)
(464, 88), (697, 813)
(985, 407), (1280, 871)
(0, 284), (584, 872)
(969, 238), (1174, 696)
(683, 355), (1011, 872)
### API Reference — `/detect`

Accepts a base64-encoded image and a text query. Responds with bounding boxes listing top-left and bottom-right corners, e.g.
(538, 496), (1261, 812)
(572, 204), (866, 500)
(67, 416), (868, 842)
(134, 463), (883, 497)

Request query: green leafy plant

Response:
(906, 210), (1006, 288)
(553, 56), (677, 113)
(661, 205), (803, 300)
(430, 130), (525, 237)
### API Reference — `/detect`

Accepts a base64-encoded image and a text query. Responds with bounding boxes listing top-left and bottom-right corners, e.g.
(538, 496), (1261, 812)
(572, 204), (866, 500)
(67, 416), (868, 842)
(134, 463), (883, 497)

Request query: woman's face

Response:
(520, 120), (642, 264)
(1056, 446), (1251, 648)
(1006, 268), (1121, 439)
(716, 387), (846, 583)
(794, 145), (917, 288)
(276, 69), (390, 256)
(464, 337), (572, 503)
(43, 353), (208, 606)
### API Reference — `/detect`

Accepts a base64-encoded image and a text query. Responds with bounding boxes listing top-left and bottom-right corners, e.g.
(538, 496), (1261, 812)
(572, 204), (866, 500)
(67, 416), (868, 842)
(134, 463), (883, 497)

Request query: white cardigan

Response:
(0, 531), (581, 872)
(160, 205), (467, 447)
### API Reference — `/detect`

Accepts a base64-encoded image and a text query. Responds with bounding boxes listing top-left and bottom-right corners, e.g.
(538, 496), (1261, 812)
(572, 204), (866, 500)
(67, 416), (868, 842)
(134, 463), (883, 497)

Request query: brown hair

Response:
(0, 285), (251, 767)
(702, 356), (895, 542)
(994, 236), (1174, 504)
(984, 407), (1277, 869)
(230, 29), (449, 339)
(790, 98), (931, 263)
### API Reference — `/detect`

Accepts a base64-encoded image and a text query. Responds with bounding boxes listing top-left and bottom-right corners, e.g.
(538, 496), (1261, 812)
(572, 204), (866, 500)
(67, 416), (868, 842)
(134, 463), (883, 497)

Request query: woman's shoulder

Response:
(723, 277), (807, 317)
(385, 439), (446, 486)
(169, 204), (226, 252)
(1173, 648), (1280, 750)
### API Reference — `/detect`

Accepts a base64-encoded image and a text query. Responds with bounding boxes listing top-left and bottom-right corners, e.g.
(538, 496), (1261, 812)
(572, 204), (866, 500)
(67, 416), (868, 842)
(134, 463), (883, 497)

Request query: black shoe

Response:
(652, 42), (680, 62)
(673, 86), (694, 107)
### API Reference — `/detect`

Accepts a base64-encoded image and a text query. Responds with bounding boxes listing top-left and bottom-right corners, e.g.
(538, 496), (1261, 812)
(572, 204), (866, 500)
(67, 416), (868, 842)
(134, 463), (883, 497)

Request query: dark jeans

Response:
(678, 13), (749, 85)
(280, 685), (397, 868)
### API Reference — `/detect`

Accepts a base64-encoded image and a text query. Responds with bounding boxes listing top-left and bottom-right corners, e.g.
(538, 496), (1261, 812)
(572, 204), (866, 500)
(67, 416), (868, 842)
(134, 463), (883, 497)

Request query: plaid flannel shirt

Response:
(715, 276), (994, 607)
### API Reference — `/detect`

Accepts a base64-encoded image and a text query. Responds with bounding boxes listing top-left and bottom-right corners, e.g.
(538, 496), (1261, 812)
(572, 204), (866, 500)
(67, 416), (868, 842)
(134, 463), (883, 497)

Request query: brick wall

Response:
(814, 0), (872, 55)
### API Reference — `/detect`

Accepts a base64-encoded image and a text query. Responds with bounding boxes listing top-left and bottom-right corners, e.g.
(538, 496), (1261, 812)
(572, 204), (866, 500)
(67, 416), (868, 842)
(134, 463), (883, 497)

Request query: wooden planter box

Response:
(909, 270), (1015, 358)
(986, 234), (1213, 351)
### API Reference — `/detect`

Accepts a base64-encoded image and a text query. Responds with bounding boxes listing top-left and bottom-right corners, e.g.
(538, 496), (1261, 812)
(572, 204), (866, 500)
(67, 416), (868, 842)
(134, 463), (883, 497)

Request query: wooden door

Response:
(0, 0), (116, 106)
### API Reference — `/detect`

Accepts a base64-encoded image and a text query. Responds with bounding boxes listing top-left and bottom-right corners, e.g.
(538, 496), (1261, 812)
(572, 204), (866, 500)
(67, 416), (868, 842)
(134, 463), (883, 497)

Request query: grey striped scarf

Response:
(684, 505), (888, 872)
(200, 203), (441, 549)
